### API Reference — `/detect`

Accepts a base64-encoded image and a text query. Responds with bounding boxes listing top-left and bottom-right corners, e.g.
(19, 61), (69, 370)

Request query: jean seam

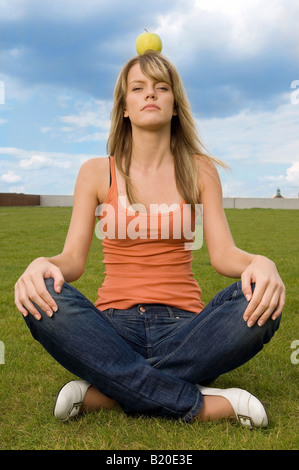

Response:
(182, 387), (202, 423)
(152, 297), (236, 370)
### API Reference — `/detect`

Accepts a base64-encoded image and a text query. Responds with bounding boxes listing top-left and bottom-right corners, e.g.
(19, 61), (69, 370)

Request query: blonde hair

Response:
(107, 51), (225, 206)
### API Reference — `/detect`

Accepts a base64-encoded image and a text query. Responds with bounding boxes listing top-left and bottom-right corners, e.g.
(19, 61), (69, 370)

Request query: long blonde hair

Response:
(107, 51), (224, 206)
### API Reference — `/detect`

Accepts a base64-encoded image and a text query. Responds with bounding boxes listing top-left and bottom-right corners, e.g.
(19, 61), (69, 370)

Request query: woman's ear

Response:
(124, 108), (129, 118)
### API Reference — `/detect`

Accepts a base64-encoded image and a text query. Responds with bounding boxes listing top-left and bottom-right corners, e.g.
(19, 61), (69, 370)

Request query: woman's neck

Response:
(130, 125), (173, 171)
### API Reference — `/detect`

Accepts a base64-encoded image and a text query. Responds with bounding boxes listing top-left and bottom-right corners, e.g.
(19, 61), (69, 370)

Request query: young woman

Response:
(15, 51), (285, 428)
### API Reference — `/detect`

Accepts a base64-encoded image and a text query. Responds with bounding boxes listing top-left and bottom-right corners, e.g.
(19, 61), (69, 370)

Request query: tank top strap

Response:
(109, 156), (116, 185)
(106, 156), (118, 203)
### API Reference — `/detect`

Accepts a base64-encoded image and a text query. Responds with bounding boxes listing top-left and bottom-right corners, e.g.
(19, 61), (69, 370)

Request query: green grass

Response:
(0, 206), (298, 450)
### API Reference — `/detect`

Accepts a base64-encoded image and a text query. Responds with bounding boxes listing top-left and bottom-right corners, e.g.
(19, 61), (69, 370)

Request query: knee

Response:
(44, 277), (56, 295)
(44, 278), (72, 306)
(262, 314), (281, 344)
(23, 279), (89, 336)
(23, 278), (67, 339)
(241, 314), (282, 353)
(44, 277), (66, 299)
(236, 281), (281, 343)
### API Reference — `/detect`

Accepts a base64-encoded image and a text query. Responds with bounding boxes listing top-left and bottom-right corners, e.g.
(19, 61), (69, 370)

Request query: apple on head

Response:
(136, 30), (162, 55)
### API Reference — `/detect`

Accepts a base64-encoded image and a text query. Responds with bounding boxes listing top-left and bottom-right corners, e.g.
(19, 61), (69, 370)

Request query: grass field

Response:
(0, 206), (298, 450)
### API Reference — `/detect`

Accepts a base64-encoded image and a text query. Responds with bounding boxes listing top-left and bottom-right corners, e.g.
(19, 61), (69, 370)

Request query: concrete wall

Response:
(40, 195), (73, 207)
(223, 198), (299, 209)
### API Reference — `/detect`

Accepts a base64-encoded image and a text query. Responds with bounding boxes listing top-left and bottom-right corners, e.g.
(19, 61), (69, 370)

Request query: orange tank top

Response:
(94, 156), (204, 313)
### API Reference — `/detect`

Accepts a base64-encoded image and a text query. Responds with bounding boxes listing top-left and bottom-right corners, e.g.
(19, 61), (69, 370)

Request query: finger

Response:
(243, 281), (271, 326)
(271, 285), (286, 320)
(245, 283), (281, 327)
(243, 281), (266, 321)
(15, 282), (30, 316)
(241, 271), (253, 302)
(15, 282), (42, 320)
(18, 278), (53, 319)
(14, 283), (30, 317)
(20, 298), (42, 321)
(44, 266), (65, 294)
(53, 275), (64, 294)
(256, 291), (280, 326)
(35, 276), (59, 312)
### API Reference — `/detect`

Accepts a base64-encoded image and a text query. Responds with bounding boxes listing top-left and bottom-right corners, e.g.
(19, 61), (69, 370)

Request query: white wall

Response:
(223, 198), (299, 209)
(40, 195), (74, 207)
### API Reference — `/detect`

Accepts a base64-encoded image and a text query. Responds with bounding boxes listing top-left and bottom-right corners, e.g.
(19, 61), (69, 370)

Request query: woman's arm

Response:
(14, 157), (110, 320)
(48, 158), (105, 281)
(198, 157), (285, 327)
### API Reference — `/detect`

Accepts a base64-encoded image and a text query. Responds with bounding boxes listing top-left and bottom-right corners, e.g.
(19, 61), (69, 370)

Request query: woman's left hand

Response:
(241, 255), (285, 327)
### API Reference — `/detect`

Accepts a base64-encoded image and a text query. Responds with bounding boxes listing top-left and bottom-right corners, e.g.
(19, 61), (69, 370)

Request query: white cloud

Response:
(0, 170), (21, 183)
(0, 147), (102, 174)
(1, 0), (111, 21)
(198, 96), (299, 165)
(158, 0), (299, 61)
(259, 161), (299, 197)
(59, 100), (111, 129)
(0, 147), (106, 194)
(57, 99), (111, 142)
(1, 0), (24, 20)
(19, 154), (71, 170)
(75, 132), (109, 143)
(0, 147), (100, 161)
(286, 161), (299, 183)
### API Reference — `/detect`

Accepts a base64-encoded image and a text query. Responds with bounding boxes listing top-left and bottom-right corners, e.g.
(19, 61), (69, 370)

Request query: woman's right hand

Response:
(14, 257), (65, 320)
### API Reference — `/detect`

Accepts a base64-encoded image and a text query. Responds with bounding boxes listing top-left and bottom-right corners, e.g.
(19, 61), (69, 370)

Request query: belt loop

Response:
(167, 306), (174, 318)
(108, 307), (114, 317)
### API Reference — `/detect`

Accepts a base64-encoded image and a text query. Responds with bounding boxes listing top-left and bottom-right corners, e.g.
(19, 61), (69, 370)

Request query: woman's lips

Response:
(142, 104), (160, 110)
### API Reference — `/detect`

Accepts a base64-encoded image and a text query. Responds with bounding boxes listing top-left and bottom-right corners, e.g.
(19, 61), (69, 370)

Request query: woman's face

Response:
(124, 63), (177, 132)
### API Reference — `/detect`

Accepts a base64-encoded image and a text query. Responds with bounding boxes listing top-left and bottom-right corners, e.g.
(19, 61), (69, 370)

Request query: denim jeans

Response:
(24, 278), (280, 422)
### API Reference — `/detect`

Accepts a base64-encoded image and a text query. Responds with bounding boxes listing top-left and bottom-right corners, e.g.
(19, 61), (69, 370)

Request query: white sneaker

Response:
(53, 380), (91, 422)
(197, 385), (268, 428)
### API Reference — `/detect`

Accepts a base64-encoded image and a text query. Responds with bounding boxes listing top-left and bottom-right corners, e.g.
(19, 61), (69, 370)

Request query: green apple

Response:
(136, 30), (162, 55)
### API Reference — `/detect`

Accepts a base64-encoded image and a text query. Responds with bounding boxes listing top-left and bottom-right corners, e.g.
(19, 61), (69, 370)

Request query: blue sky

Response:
(0, 0), (299, 197)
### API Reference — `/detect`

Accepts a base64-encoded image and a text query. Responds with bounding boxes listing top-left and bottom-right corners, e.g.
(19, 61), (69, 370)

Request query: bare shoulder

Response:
(77, 156), (110, 203)
(79, 156), (109, 176)
(195, 154), (222, 193)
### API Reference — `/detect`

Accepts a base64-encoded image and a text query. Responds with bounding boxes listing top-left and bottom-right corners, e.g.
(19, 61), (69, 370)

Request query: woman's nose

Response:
(145, 89), (156, 99)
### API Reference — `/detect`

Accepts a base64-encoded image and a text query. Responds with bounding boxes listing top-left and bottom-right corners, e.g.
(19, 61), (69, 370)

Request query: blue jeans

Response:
(24, 278), (280, 422)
